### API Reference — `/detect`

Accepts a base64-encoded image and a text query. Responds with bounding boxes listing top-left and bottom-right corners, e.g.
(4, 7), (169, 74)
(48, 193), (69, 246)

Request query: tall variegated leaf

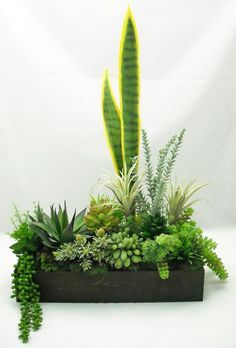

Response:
(119, 7), (140, 170)
(102, 70), (123, 173)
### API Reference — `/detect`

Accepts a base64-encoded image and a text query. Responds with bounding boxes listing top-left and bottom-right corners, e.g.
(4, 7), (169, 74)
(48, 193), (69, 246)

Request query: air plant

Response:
(166, 180), (208, 225)
(101, 159), (144, 216)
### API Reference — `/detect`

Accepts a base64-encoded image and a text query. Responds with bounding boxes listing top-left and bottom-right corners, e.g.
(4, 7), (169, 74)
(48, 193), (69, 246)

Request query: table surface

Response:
(0, 230), (235, 348)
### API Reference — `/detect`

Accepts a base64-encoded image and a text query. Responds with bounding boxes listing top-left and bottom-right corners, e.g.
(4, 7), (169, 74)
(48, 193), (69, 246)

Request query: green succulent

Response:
(30, 203), (86, 249)
(108, 230), (143, 269)
(139, 212), (168, 238)
(84, 196), (121, 232)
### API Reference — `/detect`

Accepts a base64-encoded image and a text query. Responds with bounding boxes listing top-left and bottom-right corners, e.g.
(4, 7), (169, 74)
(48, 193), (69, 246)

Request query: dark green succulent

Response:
(29, 203), (86, 249)
(139, 212), (168, 238)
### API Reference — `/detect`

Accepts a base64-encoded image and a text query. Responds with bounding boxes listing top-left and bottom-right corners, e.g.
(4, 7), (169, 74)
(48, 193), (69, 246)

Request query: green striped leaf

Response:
(119, 7), (140, 170)
(102, 70), (123, 173)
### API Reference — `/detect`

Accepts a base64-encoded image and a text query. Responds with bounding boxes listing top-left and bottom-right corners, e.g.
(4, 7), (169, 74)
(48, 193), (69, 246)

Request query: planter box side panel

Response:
(34, 269), (204, 303)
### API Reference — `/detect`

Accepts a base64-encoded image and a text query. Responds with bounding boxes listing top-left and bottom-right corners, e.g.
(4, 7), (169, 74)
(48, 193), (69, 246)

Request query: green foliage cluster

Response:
(143, 234), (180, 279)
(11, 254), (42, 343)
(10, 205), (40, 255)
(142, 221), (228, 280)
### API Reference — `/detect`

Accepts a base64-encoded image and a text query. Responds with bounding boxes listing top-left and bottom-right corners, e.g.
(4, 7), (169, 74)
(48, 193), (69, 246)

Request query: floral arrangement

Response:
(10, 8), (228, 343)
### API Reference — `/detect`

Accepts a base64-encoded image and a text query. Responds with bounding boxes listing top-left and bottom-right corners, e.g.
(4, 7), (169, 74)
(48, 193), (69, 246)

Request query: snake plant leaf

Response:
(102, 70), (123, 173)
(61, 211), (76, 243)
(119, 7), (140, 170)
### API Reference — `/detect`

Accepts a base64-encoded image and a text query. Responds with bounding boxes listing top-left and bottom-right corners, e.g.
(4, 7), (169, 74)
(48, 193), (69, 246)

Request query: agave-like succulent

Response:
(29, 203), (86, 249)
(101, 160), (144, 216)
(166, 180), (207, 225)
(84, 196), (120, 233)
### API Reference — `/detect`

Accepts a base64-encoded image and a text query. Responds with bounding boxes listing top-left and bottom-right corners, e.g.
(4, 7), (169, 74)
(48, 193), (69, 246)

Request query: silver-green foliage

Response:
(53, 236), (112, 271)
(141, 129), (185, 215)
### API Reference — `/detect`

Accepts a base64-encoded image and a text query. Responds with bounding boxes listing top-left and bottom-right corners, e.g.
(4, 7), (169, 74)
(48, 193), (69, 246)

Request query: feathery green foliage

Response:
(168, 222), (228, 280)
(141, 129), (185, 215)
(29, 203), (86, 249)
(101, 159), (144, 216)
(142, 221), (228, 280)
(142, 234), (180, 279)
(166, 180), (207, 224)
(141, 129), (154, 203)
(11, 253), (42, 343)
(10, 205), (40, 255)
(151, 129), (185, 215)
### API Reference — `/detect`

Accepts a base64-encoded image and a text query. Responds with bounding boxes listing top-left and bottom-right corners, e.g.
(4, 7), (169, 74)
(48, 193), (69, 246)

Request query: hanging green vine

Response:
(11, 253), (42, 343)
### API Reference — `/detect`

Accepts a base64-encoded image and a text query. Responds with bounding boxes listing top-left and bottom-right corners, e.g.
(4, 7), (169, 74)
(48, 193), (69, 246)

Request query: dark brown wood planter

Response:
(34, 268), (205, 303)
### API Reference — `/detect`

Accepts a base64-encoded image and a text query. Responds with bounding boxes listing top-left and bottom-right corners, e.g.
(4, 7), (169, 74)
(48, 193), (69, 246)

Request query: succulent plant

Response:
(108, 230), (143, 269)
(139, 212), (168, 238)
(84, 196), (121, 233)
(29, 203), (86, 249)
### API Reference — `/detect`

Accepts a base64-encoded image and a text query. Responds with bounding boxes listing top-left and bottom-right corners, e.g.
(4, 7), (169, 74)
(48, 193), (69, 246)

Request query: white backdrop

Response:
(0, 0), (236, 232)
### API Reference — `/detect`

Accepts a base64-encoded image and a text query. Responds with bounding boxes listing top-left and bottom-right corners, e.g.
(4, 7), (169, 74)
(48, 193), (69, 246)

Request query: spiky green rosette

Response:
(139, 213), (168, 238)
(84, 198), (120, 232)
(108, 230), (143, 269)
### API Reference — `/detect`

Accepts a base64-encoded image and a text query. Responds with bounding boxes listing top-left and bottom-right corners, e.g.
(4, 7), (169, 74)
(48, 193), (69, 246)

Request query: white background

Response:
(0, 1), (236, 347)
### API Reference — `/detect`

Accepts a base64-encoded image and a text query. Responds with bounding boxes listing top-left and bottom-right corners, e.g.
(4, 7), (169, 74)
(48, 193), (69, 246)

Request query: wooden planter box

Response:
(34, 268), (205, 302)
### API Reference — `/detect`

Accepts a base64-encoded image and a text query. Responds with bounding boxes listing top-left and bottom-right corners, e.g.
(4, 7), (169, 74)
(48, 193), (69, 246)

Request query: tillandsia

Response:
(29, 202), (86, 249)
(101, 159), (144, 216)
(166, 180), (207, 224)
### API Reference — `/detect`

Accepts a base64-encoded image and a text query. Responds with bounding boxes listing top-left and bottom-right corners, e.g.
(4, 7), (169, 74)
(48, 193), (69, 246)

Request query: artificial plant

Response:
(102, 7), (140, 173)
